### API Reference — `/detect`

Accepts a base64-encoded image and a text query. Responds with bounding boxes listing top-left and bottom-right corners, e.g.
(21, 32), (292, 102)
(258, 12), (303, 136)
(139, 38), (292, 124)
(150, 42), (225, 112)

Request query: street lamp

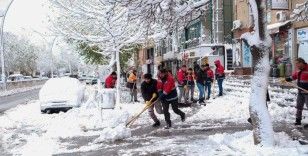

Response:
(0, 0), (14, 90)
(31, 30), (59, 78)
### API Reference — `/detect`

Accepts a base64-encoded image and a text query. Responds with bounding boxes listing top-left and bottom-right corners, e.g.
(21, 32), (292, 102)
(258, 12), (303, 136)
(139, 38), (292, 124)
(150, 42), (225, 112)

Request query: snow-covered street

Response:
(1, 0), (308, 155)
(1, 77), (307, 155)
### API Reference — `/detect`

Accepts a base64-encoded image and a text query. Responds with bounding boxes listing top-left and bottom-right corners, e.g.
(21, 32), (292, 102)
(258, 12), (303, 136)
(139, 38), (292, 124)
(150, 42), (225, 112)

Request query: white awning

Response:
(163, 51), (175, 60)
(267, 20), (291, 34)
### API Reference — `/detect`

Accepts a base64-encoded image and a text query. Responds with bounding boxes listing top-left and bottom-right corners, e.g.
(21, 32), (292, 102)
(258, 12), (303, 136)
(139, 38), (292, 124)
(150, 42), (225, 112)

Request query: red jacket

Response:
(206, 69), (214, 81)
(157, 79), (163, 92)
(105, 75), (116, 88)
(158, 74), (177, 101)
(214, 60), (225, 79)
(177, 69), (186, 86)
(292, 64), (308, 93)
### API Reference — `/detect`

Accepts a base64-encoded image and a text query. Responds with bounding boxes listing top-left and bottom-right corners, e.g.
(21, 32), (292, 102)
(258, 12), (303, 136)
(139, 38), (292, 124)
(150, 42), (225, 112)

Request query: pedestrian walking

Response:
(105, 71), (117, 88)
(285, 58), (308, 126)
(214, 60), (225, 96)
(204, 64), (214, 100)
(187, 68), (195, 102)
(195, 64), (207, 104)
(141, 73), (161, 127)
(127, 69), (139, 102)
(158, 69), (186, 129)
(177, 65), (188, 103)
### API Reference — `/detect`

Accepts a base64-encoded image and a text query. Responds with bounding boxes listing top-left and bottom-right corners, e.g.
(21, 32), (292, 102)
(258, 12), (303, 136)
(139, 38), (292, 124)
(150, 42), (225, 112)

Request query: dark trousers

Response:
(217, 79), (224, 96)
(205, 81), (212, 98)
(162, 99), (185, 125)
(296, 93), (308, 120)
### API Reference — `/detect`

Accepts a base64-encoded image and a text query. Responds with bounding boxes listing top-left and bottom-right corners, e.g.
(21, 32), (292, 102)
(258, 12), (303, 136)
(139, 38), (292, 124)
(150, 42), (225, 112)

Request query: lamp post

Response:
(0, 0), (14, 90)
(31, 30), (59, 78)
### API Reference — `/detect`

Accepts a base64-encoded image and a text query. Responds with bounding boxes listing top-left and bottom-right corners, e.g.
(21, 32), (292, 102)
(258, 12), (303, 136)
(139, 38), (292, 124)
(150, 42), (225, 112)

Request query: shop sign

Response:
(271, 0), (289, 10)
(297, 28), (308, 42)
(182, 52), (189, 61)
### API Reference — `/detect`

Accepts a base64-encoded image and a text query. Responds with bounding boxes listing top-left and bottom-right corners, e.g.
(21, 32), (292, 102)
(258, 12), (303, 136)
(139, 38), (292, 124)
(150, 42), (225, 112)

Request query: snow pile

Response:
(187, 95), (250, 123)
(0, 85), (42, 97)
(121, 130), (308, 155)
(206, 131), (307, 155)
(0, 98), (132, 155)
(94, 125), (131, 143)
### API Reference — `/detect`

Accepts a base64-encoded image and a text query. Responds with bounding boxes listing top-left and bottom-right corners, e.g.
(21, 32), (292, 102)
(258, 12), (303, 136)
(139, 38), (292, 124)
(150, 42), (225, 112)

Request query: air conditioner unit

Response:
(276, 11), (287, 22)
(232, 20), (242, 31)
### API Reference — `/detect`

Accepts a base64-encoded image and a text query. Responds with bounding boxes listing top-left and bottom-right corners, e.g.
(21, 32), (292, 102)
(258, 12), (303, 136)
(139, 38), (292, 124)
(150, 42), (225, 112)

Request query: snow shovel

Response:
(280, 79), (308, 93)
(126, 93), (157, 127)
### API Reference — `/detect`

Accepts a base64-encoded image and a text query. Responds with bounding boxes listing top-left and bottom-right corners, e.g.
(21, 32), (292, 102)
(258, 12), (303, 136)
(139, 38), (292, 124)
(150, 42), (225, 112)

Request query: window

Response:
(223, 0), (233, 43)
(185, 21), (201, 48)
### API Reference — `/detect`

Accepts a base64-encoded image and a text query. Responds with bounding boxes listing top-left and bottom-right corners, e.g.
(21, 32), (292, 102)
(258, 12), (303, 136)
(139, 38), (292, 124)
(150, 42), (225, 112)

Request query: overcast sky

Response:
(5, 0), (50, 35)
(3, 0), (69, 55)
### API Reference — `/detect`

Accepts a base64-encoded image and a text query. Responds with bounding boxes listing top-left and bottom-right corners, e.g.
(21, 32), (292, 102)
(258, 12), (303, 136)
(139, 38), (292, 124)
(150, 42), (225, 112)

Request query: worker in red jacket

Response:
(158, 69), (185, 129)
(105, 72), (117, 88)
(285, 58), (308, 125)
(214, 60), (225, 96)
(177, 65), (187, 103)
(205, 64), (214, 100)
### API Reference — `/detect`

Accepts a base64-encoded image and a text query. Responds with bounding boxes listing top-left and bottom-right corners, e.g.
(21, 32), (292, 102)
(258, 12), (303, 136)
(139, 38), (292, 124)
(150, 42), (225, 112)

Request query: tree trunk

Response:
(248, 0), (274, 146)
(115, 50), (121, 107)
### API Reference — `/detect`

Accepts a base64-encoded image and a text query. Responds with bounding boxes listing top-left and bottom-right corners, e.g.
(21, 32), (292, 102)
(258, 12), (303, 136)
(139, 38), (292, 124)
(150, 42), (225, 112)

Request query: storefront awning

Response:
(267, 20), (291, 34)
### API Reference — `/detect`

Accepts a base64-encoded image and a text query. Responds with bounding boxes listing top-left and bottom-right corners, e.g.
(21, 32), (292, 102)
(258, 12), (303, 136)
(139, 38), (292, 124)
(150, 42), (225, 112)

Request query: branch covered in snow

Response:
(291, 1), (308, 22)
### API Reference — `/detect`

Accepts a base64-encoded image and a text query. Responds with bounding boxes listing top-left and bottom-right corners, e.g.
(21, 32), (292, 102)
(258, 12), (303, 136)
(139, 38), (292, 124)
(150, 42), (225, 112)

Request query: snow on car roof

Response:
(8, 74), (24, 77)
(39, 77), (85, 102)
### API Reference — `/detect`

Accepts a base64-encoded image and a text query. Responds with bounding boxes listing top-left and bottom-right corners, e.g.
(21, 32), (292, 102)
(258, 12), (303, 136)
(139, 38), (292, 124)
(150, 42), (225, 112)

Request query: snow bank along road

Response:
(1, 77), (308, 155)
(0, 88), (40, 112)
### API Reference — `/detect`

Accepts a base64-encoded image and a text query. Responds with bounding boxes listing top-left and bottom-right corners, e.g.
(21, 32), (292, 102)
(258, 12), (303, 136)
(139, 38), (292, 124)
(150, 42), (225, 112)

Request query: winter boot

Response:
(181, 113), (186, 122)
(247, 118), (252, 124)
(164, 122), (172, 129)
(206, 97), (210, 100)
(295, 118), (301, 126)
(152, 121), (160, 127)
(199, 98), (205, 104)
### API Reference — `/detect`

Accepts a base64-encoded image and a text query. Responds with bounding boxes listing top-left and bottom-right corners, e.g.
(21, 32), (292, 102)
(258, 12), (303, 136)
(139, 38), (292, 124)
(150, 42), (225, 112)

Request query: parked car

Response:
(7, 74), (24, 81)
(85, 76), (98, 85)
(23, 76), (33, 80)
(39, 77), (85, 113)
(78, 74), (87, 81)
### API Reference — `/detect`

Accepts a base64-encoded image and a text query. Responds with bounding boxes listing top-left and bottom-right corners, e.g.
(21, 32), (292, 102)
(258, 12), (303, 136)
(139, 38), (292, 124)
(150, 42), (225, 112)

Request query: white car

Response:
(39, 77), (85, 113)
(7, 74), (24, 82)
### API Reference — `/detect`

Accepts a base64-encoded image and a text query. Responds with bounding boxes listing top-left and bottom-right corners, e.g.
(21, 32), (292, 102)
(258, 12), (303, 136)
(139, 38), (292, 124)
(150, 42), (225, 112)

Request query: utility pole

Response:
(0, 0), (14, 90)
(32, 30), (58, 78)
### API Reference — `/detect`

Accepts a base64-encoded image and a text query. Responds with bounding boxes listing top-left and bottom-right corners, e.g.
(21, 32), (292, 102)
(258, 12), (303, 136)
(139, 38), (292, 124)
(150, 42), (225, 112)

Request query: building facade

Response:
(156, 0), (234, 74)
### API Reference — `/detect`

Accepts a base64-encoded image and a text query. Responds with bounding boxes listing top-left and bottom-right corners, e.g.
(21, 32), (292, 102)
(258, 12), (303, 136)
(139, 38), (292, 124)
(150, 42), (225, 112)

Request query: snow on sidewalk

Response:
(120, 130), (308, 155)
(0, 100), (133, 155)
(0, 78), (307, 155)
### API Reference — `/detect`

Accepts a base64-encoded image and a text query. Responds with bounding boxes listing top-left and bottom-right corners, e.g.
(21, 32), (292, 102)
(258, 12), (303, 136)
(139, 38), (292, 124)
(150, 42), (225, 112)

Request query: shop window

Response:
(212, 46), (224, 56)
(185, 21), (201, 49)
(223, 0), (233, 43)
(298, 42), (308, 62)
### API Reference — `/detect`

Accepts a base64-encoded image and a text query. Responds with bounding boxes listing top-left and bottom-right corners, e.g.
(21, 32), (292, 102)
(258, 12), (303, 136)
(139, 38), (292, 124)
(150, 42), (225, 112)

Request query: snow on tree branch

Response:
(291, 1), (308, 22)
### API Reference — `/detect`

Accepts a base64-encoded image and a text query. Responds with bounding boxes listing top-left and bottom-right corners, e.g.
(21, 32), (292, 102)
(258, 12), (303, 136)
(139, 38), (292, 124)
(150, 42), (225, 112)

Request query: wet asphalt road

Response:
(0, 89), (40, 113)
